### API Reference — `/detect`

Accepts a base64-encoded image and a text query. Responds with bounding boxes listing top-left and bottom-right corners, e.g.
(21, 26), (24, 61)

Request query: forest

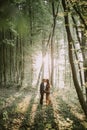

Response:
(0, 0), (87, 130)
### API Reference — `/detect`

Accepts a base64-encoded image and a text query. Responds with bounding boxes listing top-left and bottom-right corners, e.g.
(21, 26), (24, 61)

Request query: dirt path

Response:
(0, 87), (87, 130)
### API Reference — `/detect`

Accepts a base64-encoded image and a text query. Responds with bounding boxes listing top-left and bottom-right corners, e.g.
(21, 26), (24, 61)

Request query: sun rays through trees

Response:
(0, 0), (87, 129)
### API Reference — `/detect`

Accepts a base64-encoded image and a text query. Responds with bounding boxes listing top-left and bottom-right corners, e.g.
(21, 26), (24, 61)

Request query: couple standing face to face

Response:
(40, 79), (50, 105)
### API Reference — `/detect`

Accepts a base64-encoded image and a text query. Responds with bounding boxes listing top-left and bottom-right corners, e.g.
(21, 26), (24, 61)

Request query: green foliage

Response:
(0, 99), (4, 107)
(12, 13), (29, 35)
(0, 0), (53, 42)
(70, 0), (87, 26)
(45, 123), (52, 128)
(0, 0), (29, 36)
(3, 110), (8, 121)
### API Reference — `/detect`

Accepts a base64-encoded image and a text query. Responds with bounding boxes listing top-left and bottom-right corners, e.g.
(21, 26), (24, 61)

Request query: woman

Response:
(45, 79), (51, 105)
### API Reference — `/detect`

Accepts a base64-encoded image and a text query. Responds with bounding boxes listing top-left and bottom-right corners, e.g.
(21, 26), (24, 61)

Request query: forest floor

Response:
(0, 86), (87, 130)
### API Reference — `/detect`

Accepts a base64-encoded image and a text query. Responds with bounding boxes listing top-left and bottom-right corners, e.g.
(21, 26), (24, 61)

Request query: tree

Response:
(62, 0), (87, 117)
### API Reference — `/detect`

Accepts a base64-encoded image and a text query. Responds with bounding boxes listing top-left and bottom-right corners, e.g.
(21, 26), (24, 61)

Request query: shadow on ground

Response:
(0, 87), (87, 130)
(57, 97), (87, 130)
(0, 88), (38, 130)
(31, 104), (59, 130)
(19, 102), (59, 130)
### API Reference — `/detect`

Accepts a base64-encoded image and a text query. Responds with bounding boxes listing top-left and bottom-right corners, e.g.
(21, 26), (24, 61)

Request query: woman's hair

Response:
(46, 79), (50, 88)
(47, 79), (49, 83)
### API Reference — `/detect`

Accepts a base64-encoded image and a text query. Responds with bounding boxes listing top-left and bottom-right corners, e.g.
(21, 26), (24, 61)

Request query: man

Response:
(40, 79), (47, 105)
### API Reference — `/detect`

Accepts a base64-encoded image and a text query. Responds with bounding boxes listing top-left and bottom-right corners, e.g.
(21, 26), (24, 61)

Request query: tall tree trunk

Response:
(15, 36), (19, 84)
(42, 38), (45, 79)
(29, 0), (33, 87)
(73, 41), (83, 88)
(50, 1), (59, 86)
(9, 31), (12, 83)
(2, 29), (6, 86)
(82, 31), (87, 102)
(0, 30), (3, 85)
(56, 40), (59, 88)
(19, 35), (22, 86)
(21, 37), (25, 83)
(36, 65), (43, 87)
(62, 0), (87, 117)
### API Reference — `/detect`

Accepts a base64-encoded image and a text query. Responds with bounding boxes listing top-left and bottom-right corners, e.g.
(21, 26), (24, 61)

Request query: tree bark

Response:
(2, 29), (6, 86)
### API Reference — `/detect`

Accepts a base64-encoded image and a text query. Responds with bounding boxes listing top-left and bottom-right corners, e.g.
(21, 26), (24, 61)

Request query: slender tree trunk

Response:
(29, 0), (33, 87)
(73, 42), (83, 88)
(36, 65), (43, 87)
(2, 29), (6, 86)
(50, 1), (59, 86)
(41, 32), (47, 79)
(82, 32), (87, 102)
(63, 25), (67, 88)
(83, 58), (87, 103)
(56, 40), (59, 88)
(9, 31), (12, 83)
(15, 36), (19, 84)
(0, 31), (1, 84)
(0, 31), (3, 84)
(21, 37), (25, 83)
(19, 35), (22, 86)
